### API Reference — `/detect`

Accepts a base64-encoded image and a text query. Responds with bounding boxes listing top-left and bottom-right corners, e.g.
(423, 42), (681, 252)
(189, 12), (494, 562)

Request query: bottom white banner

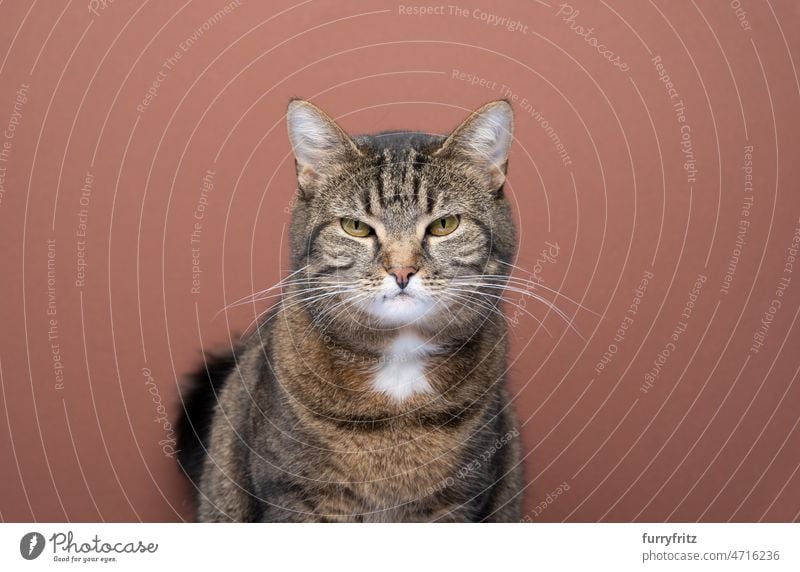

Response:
(0, 523), (797, 570)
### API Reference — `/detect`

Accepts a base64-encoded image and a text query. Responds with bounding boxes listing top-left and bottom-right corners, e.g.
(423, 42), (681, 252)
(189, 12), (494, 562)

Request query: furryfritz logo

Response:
(20, 532), (46, 560)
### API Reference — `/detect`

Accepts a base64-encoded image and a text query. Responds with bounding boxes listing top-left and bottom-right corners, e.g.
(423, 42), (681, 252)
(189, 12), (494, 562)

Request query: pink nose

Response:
(387, 266), (417, 289)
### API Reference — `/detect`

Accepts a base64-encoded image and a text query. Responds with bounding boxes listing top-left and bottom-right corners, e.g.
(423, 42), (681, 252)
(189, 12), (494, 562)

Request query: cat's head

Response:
(285, 100), (516, 339)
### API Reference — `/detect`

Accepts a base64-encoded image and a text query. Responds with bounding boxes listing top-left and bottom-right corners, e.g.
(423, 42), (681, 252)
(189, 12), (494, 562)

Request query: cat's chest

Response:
(371, 333), (437, 401)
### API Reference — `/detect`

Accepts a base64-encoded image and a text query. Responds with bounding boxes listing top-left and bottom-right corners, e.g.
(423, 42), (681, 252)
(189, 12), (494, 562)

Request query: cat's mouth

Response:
(380, 290), (421, 309)
(384, 291), (411, 299)
(356, 287), (435, 326)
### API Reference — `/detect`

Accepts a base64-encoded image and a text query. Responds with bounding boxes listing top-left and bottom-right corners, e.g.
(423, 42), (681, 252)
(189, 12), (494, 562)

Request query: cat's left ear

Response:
(435, 100), (514, 190)
(286, 99), (362, 194)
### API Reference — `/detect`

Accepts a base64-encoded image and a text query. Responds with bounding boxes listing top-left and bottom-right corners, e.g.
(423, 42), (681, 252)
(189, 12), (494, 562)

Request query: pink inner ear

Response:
(433, 102), (513, 190)
(295, 164), (326, 198)
(297, 164), (320, 184)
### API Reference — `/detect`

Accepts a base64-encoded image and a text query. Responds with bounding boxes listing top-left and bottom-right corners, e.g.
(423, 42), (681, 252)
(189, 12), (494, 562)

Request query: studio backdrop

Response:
(0, 0), (799, 522)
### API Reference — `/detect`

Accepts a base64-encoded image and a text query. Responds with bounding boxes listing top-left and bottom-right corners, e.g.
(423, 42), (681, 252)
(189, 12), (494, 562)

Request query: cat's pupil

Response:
(353, 221), (360, 230)
(439, 218), (446, 228)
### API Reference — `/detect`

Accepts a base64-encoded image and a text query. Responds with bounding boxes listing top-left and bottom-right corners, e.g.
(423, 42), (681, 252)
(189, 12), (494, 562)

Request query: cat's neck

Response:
(267, 303), (507, 418)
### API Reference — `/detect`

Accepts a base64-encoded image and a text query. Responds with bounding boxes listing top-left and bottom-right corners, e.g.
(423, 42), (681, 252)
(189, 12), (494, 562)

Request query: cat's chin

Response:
(360, 292), (438, 328)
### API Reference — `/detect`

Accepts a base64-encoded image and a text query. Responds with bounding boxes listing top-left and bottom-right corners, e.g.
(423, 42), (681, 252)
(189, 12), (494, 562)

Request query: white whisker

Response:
(442, 287), (553, 337)
(448, 282), (583, 340)
(459, 273), (604, 319)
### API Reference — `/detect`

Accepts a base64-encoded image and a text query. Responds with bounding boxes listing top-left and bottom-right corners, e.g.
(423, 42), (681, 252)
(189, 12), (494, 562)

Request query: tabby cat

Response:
(176, 99), (524, 522)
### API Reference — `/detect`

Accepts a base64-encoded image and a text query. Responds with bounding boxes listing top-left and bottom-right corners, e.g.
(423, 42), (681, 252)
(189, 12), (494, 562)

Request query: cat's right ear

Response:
(434, 100), (514, 191)
(286, 99), (361, 195)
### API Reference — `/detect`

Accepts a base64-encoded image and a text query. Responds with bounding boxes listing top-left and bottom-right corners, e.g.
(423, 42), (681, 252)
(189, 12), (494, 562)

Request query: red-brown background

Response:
(1, 0), (798, 522)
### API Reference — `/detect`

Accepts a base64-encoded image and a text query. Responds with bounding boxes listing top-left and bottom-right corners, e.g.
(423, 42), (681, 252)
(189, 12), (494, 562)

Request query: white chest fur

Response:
(372, 333), (436, 401)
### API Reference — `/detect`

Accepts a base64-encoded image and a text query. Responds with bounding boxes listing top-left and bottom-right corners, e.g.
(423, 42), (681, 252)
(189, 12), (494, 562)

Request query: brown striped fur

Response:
(177, 100), (524, 521)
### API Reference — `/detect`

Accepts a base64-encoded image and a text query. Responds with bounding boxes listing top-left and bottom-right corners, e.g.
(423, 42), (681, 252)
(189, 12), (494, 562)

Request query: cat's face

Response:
(286, 100), (516, 338)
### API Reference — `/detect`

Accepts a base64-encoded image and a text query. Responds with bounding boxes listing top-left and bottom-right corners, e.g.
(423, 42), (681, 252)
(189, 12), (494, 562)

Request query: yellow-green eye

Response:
(341, 218), (372, 237)
(428, 215), (459, 236)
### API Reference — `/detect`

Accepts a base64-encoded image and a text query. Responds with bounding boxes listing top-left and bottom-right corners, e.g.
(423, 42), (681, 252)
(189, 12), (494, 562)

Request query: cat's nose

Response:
(387, 266), (417, 289)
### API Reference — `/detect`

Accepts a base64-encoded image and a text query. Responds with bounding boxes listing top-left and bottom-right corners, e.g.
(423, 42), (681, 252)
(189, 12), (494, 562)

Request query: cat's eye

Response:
(427, 215), (460, 237)
(341, 218), (373, 237)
